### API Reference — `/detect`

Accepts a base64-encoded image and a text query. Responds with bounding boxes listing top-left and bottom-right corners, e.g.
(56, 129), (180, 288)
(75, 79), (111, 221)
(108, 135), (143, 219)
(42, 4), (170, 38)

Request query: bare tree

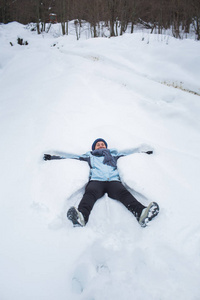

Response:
(1, 0), (200, 40)
(106, 0), (119, 37)
(0, 0), (12, 23)
(191, 0), (200, 39)
(56, 0), (67, 35)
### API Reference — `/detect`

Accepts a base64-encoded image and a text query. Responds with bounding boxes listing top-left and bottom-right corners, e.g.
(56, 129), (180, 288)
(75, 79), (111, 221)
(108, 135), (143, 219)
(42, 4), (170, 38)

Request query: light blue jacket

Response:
(51, 146), (152, 182)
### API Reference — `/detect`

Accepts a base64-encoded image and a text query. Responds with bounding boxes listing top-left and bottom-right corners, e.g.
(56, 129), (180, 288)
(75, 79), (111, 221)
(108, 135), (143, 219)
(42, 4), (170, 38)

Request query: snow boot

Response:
(139, 202), (159, 227)
(67, 207), (85, 227)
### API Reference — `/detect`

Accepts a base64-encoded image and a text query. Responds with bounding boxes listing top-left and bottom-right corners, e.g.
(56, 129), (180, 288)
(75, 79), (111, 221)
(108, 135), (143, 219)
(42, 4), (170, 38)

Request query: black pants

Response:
(78, 181), (146, 223)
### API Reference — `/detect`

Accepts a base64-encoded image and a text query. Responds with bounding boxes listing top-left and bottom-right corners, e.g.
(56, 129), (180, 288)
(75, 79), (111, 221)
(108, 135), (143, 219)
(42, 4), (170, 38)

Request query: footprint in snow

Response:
(71, 262), (110, 294)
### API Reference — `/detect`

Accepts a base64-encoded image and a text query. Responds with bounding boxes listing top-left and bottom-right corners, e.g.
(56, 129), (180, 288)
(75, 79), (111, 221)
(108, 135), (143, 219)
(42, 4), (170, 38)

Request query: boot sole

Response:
(67, 207), (84, 227)
(139, 202), (159, 227)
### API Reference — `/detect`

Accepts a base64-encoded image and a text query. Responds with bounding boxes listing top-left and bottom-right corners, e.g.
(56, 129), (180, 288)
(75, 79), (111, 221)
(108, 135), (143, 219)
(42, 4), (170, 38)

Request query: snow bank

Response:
(0, 22), (200, 300)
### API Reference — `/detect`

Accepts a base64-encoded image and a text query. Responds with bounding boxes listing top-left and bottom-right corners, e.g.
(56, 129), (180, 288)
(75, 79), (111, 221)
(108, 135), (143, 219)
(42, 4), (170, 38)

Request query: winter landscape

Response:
(0, 21), (200, 300)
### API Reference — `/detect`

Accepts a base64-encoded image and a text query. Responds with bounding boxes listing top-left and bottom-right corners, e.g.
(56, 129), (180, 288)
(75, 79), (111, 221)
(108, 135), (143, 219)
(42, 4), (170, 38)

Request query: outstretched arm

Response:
(43, 151), (90, 162)
(116, 144), (154, 158)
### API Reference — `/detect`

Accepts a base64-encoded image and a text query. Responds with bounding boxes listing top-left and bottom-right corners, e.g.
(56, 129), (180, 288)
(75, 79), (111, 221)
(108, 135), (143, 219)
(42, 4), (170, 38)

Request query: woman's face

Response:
(95, 141), (106, 150)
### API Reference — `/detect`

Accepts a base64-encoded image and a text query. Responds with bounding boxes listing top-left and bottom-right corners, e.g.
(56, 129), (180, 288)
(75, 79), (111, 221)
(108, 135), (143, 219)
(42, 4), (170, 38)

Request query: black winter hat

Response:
(92, 138), (108, 150)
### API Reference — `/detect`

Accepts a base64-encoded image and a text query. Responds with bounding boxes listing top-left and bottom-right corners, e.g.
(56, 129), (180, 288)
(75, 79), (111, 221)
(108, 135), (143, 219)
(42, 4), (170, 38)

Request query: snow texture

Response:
(0, 22), (200, 300)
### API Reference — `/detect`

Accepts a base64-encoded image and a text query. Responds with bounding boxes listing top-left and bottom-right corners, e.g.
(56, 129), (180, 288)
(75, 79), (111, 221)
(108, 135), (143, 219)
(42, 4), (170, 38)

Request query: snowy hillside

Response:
(0, 22), (200, 300)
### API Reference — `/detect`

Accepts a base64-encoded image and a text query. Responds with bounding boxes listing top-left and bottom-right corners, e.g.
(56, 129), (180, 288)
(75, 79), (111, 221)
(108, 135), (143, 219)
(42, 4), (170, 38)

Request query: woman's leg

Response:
(106, 181), (146, 220)
(78, 181), (106, 223)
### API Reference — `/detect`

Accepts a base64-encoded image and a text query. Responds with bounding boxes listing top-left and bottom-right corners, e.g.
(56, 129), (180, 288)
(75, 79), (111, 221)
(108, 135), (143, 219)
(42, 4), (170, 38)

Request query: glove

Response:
(43, 154), (51, 161)
(146, 151), (153, 155)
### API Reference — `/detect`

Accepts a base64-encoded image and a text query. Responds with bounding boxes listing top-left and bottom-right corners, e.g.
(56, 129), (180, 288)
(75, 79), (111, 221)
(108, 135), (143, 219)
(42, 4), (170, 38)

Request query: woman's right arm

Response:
(43, 151), (90, 162)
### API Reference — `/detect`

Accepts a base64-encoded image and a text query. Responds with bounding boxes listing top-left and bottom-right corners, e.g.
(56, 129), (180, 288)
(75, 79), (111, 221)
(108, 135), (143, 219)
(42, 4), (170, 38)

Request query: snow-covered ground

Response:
(0, 22), (200, 300)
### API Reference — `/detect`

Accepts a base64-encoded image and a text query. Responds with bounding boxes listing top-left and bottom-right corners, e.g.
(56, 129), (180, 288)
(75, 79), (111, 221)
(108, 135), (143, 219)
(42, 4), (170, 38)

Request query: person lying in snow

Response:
(43, 138), (159, 228)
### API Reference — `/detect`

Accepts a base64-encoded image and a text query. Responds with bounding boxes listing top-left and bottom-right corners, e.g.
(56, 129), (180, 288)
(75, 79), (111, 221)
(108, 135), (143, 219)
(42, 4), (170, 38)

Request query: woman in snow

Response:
(43, 138), (159, 227)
